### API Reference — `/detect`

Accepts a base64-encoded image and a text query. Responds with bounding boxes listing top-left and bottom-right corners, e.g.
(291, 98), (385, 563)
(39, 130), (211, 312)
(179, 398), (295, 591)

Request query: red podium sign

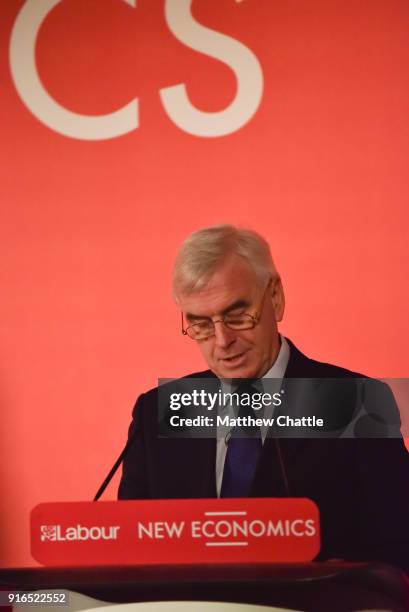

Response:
(31, 498), (320, 566)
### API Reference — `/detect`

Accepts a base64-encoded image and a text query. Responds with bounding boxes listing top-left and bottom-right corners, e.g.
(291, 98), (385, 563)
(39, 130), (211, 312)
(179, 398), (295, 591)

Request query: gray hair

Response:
(172, 224), (278, 298)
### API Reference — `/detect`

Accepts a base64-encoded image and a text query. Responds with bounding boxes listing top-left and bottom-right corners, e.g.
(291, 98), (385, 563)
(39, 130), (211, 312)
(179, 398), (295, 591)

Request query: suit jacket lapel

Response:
(253, 339), (315, 495)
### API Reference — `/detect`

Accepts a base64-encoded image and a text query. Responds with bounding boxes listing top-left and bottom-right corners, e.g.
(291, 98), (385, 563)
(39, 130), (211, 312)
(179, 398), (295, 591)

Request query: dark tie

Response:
(220, 381), (262, 498)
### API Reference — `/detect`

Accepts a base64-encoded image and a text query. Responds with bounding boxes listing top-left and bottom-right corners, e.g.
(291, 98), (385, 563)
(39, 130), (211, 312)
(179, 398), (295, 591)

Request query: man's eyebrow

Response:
(185, 299), (249, 322)
(185, 313), (210, 323)
(222, 299), (249, 315)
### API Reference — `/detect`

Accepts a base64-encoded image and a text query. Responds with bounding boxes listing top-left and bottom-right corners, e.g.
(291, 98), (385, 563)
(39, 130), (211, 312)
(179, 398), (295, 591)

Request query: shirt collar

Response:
(262, 334), (290, 380)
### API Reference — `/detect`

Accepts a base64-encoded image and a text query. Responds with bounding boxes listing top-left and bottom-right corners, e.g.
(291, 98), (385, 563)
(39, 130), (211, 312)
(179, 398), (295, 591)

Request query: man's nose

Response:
(213, 321), (236, 348)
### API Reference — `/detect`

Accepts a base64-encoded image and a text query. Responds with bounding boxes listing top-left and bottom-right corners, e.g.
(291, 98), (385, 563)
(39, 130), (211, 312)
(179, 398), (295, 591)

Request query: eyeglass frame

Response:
(181, 278), (273, 340)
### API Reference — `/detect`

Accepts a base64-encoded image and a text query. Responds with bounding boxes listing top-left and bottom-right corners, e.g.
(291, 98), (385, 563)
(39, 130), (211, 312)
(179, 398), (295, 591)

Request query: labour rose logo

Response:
(40, 525), (57, 541)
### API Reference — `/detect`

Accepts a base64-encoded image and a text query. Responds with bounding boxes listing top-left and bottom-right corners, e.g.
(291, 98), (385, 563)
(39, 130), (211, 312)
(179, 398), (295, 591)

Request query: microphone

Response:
(274, 438), (290, 496)
(93, 428), (137, 501)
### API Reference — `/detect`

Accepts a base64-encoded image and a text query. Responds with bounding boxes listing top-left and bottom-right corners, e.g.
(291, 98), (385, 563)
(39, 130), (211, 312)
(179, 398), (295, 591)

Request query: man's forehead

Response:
(179, 270), (260, 320)
(177, 254), (261, 308)
(205, 254), (257, 286)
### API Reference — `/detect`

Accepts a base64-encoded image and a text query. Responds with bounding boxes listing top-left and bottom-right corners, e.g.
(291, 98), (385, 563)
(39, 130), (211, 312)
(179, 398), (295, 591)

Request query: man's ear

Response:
(271, 277), (285, 322)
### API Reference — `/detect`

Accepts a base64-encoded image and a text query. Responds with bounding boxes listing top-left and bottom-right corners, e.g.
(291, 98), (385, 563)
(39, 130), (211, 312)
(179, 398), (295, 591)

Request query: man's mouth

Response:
(221, 352), (247, 365)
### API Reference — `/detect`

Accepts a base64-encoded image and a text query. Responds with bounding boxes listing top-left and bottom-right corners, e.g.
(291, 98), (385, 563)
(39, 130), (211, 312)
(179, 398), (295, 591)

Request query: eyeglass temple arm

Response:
(181, 311), (187, 335)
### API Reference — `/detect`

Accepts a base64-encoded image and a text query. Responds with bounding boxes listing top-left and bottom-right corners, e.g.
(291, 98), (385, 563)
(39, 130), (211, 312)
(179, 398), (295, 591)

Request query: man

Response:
(119, 225), (409, 571)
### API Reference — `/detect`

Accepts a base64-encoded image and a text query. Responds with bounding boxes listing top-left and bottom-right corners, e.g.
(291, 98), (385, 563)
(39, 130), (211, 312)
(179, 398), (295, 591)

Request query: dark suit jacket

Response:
(118, 339), (409, 572)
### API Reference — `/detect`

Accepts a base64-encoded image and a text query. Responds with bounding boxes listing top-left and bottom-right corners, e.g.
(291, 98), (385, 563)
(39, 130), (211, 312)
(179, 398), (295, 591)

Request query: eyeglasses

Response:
(181, 280), (272, 341)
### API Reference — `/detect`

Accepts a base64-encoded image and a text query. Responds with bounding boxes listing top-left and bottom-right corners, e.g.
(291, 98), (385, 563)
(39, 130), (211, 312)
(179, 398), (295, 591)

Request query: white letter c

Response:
(9, 0), (138, 140)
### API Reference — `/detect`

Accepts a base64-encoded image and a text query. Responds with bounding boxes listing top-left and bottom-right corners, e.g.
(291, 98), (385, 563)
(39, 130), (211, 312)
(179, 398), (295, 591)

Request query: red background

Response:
(1, 0), (408, 567)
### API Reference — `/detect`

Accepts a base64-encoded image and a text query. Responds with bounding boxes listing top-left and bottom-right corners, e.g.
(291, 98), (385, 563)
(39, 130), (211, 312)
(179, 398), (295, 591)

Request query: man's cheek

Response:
(199, 344), (213, 364)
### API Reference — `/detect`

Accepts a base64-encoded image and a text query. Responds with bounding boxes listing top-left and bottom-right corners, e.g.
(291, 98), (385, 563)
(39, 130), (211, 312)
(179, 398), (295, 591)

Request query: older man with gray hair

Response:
(119, 224), (409, 572)
(173, 225), (284, 381)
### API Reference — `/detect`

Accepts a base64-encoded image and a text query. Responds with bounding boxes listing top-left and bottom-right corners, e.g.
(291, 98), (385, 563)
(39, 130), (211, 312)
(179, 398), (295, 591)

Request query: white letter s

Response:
(160, 0), (264, 137)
